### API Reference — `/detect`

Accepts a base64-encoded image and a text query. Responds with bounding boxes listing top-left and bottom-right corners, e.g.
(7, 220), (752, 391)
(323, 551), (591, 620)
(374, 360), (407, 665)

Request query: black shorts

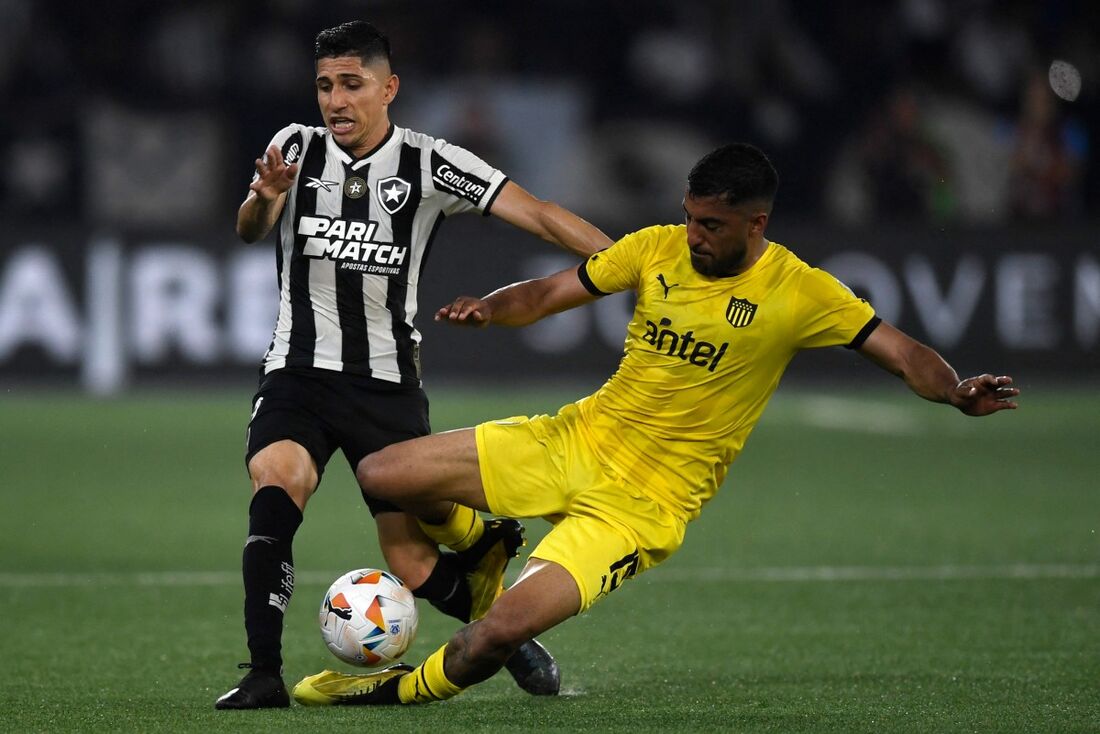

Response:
(245, 367), (430, 515)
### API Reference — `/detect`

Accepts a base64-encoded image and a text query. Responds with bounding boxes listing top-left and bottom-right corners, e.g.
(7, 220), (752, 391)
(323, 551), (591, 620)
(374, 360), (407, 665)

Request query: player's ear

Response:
(384, 74), (400, 105)
(749, 210), (768, 235)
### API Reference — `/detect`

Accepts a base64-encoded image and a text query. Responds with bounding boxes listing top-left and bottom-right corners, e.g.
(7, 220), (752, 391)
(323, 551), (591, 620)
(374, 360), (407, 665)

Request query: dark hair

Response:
(315, 21), (391, 66)
(687, 143), (778, 207)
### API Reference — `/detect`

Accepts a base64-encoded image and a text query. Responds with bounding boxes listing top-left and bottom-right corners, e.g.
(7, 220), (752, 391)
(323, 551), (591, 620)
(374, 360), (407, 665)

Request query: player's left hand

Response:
(951, 374), (1019, 416)
(435, 296), (491, 327)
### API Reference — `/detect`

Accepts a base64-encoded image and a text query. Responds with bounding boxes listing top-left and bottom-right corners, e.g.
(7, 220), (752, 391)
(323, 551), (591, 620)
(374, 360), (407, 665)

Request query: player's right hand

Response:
(435, 296), (491, 327)
(951, 374), (1019, 416)
(250, 144), (299, 202)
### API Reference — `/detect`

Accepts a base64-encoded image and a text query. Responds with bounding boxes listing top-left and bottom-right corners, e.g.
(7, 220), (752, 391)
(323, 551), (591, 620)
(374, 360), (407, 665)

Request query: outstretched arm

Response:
(489, 181), (613, 257)
(858, 321), (1019, 416)
(435, 267), (598, 328)
(236, 144), (298, 243)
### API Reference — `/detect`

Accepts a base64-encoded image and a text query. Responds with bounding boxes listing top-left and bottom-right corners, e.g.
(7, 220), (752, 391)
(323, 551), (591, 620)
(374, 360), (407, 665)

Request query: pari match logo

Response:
(298, 215), (409, 276)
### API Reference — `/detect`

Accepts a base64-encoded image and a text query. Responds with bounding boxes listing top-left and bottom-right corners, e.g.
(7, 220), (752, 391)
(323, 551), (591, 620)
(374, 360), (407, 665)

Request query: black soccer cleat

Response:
(504, 638), (561, 696)
(215, 663), (290, 710)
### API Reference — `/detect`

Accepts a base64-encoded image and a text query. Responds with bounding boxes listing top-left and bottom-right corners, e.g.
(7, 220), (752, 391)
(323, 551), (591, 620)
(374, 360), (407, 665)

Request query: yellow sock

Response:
(418, 504), (483, 551)
(397, 644), (465, 704)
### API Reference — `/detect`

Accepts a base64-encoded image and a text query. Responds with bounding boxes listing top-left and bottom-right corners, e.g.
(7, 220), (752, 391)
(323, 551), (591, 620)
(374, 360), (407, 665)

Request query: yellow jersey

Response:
(571, 224), (878, 520)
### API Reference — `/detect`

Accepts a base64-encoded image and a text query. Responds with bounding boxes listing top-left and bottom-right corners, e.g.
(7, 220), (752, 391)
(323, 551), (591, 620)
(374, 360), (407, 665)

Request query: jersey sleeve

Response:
(577, 227), (655, 296)
(427, 139), (509, 217)
(792, 267), (879, 349)
(252, 124), (308, 183)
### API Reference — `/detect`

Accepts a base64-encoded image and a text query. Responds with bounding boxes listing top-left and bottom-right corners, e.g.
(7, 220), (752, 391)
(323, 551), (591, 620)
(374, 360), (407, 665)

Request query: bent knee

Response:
(248, 441), (317, 507)
(355, 449), (402, 498)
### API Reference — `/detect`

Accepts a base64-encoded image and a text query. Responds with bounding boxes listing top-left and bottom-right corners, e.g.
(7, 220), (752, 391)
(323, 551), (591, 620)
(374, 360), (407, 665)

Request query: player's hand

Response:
(435, 296), (492, 327)
(249, 144), (299, 202)
(951, 374), (1019, 416)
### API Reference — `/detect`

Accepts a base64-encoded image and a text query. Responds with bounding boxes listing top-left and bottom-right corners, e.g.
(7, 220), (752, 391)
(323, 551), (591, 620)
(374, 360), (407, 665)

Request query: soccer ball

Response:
(319, 568), (418, 667)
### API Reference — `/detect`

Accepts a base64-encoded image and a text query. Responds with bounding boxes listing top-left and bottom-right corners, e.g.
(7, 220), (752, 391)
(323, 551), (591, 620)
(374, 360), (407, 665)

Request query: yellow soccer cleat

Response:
(292, 663), (413, 706)
(457, 518), (525, 620)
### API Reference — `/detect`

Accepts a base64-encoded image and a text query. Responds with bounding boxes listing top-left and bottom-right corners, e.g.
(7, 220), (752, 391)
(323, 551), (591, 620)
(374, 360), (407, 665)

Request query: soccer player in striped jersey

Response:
(288, 143), (1019, 706)
(215, 20), (612, 710)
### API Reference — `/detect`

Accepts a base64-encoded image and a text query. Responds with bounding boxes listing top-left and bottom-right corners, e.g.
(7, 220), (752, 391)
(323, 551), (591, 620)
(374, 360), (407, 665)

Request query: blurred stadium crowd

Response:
(1, 0), (1096, 232)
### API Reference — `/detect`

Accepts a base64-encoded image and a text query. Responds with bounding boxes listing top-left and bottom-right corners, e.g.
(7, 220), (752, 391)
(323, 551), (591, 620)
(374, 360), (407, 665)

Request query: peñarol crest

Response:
(725, 296), (757, 327)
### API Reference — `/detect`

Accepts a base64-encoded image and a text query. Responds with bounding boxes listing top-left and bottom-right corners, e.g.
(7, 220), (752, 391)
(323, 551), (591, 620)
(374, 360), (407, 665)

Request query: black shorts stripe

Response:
(388, 143), (423, 383)
(287, 131), (327, 364)
(336, 161), (372, 368)
(846, 315), (882, 350)
(577, 261), (610, 297)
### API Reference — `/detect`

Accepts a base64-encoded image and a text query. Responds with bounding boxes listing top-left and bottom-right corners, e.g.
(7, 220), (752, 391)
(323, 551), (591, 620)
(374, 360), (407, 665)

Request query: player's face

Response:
(682, 193), (768, 277)
(316, 56), (399, 157)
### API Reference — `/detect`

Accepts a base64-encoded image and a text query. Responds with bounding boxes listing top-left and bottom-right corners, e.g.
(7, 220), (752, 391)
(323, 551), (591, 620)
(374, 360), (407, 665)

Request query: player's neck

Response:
(347, 119), (393, 159)
(725, 238), (769, 277)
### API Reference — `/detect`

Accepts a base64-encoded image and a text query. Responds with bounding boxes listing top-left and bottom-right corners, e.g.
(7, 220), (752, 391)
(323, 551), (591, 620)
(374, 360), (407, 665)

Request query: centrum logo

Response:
(298, 215), (409, 276)
(431, 151), (489, 206)
(641, 316), (729, 372)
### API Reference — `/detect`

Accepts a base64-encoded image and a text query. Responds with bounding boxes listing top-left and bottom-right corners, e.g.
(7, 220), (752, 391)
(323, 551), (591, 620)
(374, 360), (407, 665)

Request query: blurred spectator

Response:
(953, 1), (1036, 105)
(4, 135), (71, 214)
(1002, 69), (1088, 221)
(0, 0), (1096, 228)
(0, 0), (33, 91)
(827, 85), (957, 225)
(862, 86), (956, 219)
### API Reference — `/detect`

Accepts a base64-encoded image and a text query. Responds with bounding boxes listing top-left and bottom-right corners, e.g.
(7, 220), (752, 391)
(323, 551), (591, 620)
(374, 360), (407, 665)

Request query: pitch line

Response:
(784, 396), (921, 435)
(0, 564), (1096, 588)
(652, 563), (1100, 582)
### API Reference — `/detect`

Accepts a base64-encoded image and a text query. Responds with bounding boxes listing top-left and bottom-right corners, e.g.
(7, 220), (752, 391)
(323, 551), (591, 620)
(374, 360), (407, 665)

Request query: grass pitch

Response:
(1, 383), (1097, 732)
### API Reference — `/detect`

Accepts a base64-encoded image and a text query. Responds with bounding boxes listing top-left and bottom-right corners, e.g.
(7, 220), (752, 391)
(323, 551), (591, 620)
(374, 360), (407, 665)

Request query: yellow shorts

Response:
(475, 404), (686, 612)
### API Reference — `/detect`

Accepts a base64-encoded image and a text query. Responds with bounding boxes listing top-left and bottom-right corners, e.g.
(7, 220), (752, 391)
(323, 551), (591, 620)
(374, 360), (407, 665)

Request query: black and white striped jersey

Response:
(258, 123), (509, 385)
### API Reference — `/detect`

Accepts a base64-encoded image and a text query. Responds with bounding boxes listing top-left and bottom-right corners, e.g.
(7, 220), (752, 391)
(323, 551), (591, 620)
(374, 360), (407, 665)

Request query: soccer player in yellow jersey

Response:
(292, 143), (1019, 706)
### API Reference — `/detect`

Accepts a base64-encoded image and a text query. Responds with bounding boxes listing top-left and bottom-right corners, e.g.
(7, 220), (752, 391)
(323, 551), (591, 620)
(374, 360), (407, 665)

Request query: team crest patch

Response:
(725, 296), (758, 328)
(343, 176), (367, 199)
(376, 176), (412, 214)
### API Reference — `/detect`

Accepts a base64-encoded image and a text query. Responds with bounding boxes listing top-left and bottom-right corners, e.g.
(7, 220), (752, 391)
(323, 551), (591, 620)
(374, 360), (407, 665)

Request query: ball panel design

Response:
(319, 568), (419, 667)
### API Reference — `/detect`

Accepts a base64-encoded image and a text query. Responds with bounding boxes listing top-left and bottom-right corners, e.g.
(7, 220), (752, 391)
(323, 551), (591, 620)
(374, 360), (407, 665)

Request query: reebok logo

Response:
(642, 316), (729, 372)
(298, 215), (409, 276)
(306, 177), (339, 192)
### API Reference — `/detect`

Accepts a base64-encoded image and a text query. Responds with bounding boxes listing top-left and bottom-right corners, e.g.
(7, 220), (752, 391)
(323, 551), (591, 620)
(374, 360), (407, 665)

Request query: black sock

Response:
(411, 552), (472, 623)
(242, 486), (303, 673)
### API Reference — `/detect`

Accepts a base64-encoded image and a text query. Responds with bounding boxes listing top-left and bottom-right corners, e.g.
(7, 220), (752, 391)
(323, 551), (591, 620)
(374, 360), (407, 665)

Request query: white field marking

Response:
(0, 570), (334, 588)
(772, 395), (922, 435)
(650, 563), (1100, 582)
(0, 564), (1097, 588)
